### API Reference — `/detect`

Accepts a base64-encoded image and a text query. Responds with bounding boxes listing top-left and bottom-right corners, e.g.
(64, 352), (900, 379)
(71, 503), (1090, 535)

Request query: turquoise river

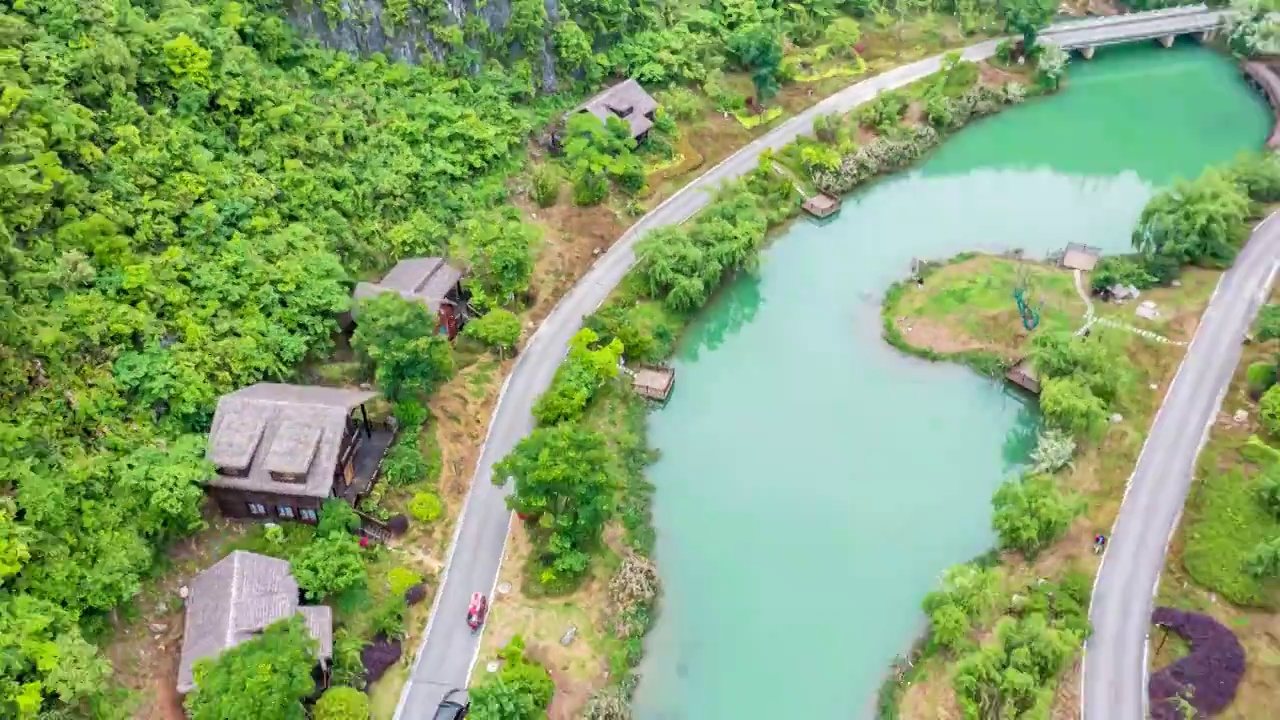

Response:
(631, 42), (1270, 720)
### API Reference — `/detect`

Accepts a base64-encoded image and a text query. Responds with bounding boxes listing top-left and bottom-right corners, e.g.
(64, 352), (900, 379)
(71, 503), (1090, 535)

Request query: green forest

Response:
(0, 0), (1121, 715)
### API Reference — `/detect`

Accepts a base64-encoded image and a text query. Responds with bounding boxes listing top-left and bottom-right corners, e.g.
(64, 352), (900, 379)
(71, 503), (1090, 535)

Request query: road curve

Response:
(1082, 214), (1280, 720)
(393, 10), (1224, 717)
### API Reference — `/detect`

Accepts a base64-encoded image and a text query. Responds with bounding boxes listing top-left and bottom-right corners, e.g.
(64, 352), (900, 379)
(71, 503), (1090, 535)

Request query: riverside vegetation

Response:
(479, 47), (1061, 717)
(879, 151), (1280, 718)
(0, 0), (1092, 716)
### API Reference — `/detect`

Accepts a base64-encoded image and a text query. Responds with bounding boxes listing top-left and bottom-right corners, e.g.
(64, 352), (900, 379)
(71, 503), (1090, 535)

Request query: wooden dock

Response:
(1005, 358), (1041, 395)
(633, 365), (676, 402)
(802, 193), (842, 219)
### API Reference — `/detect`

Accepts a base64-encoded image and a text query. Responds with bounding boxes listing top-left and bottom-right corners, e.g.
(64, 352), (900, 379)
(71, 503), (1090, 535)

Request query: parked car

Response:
(433, 689), (468, 720)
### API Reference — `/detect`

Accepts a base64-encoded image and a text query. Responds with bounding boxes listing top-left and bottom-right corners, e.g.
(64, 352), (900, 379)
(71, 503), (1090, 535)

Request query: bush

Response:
(1227, 151), (1280, 203)
(1029, 428), (1076, 474)
(360, 637), (403, 685)
(463, 308), (522, 354)
(331, 630), (367, 689)
(1148, 608), (1245, 720)
(858, 90), (907, 133)
(371, 597), (407, 640)
(922, 563), (1002, 651)
(1260, 384), (1280, 437)
(1255, 304), (1280, 341)
(314, 686), (370, 720)
(991, 474), (1076, 558)
(392, 399), (430, 429)
(383, 436), (429, 487)
(1090, 256), (1157, 294)
(318, 498), (361, 537)
(657, 87), (701, 121)
(409, 492), (443, 523)
(387, 567), (423, 597)
(386, 514), (410, 535)
(811, 125), (940, 196)
(530, 166), (561, 207)
(1039, 376), (1109, 441)
(405, 583), (429, 606)
(1246, 360), (1277, 399)
(291, 533), (368, 601)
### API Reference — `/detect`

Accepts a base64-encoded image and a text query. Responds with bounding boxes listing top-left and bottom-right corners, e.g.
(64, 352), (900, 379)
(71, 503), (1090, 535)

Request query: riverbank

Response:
(880, 245), (1218, 712)
(879, 154), (1280, 717)
(473, 55), (1044, 717)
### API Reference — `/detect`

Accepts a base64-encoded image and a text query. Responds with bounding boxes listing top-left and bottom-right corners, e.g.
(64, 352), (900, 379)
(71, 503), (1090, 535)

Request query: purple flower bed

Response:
(1148, 607), (1246, 719)
(361, 635), (403, 685)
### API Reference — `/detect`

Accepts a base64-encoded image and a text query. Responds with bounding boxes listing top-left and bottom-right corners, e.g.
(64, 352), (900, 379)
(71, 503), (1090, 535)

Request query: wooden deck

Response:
(633, 365), (675, 402)
(1005, 358), (1041, 395)
(802, 193), (842, 219)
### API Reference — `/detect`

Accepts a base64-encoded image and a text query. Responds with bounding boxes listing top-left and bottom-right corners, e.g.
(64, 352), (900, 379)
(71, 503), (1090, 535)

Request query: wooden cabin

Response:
(177, 551), (332, 695)
(574, 79), (659, 143)
(1005, 358), (1041, 395)
(350, 257), (470, 340)
(803, 193), (842, 219)
(204, 383), (397, 522)
(633, 365), (676, 403)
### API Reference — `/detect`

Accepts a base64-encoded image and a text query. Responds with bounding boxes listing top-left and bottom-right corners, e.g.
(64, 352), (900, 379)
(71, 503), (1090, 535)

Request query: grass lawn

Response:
(891, 254), (1088, 359)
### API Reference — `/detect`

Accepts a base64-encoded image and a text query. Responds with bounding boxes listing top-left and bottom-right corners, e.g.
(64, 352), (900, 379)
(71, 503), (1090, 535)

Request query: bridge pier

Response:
(1195, 29), (1216, 44)
(1079, 46), (1095, 60)
(1157, 34), (1175, 49)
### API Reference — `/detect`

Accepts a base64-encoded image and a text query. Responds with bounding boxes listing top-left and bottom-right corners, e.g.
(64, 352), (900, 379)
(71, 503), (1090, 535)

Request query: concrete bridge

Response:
(1039, 5), (1227, 59)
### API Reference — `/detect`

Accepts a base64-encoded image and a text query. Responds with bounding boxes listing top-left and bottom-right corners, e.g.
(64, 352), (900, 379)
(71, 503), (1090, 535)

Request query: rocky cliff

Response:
(282, 0), (561, 91)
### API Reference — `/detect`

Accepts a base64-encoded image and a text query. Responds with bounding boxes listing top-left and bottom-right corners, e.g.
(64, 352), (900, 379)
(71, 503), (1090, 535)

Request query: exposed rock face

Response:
(282, 0), (560, 92)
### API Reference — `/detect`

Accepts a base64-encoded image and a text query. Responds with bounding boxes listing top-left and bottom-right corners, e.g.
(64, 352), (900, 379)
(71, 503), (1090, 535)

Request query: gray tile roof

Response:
(353, 257), (464, 315)
(177, 551), (332, 694)
(206, 383), (377, 498)
(576, 78), (658, 139)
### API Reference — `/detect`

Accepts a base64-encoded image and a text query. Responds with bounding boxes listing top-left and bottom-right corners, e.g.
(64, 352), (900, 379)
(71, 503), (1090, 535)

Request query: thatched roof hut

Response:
(177, 551), (332, 694)
(1060, 243), (1101, 272)
(575, 79), (659, 140)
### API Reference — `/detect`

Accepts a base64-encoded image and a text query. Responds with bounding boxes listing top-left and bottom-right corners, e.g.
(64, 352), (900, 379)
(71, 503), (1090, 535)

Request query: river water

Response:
(632, 43), (1269, 720)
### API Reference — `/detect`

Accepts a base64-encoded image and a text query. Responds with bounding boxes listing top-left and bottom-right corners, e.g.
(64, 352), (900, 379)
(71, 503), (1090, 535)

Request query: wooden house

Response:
(351, 257), (470, 340)
(204, 383), (396, 522)
(177, 551), (332, 695)
(575, 79), (659, 143)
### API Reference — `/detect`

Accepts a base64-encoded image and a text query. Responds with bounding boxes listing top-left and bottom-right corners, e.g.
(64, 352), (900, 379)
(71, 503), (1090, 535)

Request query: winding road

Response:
(392, 8), (1236, 717)
(1082, 213), (1280, 720)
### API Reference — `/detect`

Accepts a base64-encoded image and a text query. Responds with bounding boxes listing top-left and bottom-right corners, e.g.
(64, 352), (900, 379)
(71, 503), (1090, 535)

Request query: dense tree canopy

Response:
(186, 616), (317, 720)
(1132, 169), (1251, 267)
(352, 293), (456, 400)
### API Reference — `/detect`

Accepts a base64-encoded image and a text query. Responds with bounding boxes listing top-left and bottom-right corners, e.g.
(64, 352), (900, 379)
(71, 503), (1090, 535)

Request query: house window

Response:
(299, 509), (318, 523)
(247, 503), (267, 516)
(276, 505), (296, 519)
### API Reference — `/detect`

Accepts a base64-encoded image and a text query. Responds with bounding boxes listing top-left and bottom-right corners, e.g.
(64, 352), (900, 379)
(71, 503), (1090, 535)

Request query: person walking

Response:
(1093, 534), (1107, 554)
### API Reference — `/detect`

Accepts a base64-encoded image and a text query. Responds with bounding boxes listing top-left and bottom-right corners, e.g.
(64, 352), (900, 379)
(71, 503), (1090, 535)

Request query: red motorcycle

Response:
(466, 592), (488, 632)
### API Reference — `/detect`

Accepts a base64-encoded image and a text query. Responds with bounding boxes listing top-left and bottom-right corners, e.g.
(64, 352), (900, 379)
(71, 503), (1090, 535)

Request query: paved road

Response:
(392, 9), (1229, 717)
(1082, 214), (1280, 720)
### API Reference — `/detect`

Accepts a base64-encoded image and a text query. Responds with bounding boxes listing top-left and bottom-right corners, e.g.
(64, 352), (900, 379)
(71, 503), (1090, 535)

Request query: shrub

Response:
(991, 474), (1076, 558)
(291, 533), (368, 601)
(385, 514), (410, 535)
(530, 166), (561, 208)
(1255, 303), (1280, 341)
(1260, 383), (1280, 437)
(1246, 360), (1277, 399)
(1148, 608), (1245, 720)
(360, 637), (402, 685)
(1029, 428), (1076, 474)
(1227, 151), (1280, 203)
(857, 90), (907, 133)
(409, 492), (443, 523)
(811, 125), (940, 195)
(331, 630), (367, 689)
(383, 436), (429, 487)
(392, 399), (430, 429)
(314, 686), (370, 720)
(922, 563), (1001, 651)
(464, 308), (522, 354)
(371, 597), (407, 640)
(404, 583), (428, 606)
(656, 86), (701, 121)
(1090, 256), (1157, 294)
(318, 498), (361, 537)
(387, 567), (423, 597)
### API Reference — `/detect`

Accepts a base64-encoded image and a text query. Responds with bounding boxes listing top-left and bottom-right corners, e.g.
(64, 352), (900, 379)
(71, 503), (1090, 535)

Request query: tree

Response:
(1227, 0), (1280, 57)
(953, 613), (1081, 718)
(1246, 360), (1277, 399)
(553, 20), (594, 75)
(1039, 376), (1109, 441)
(1003, 0), (1058, 50)
(352, 293), (455, 400)
(727, 24), (785, 102)
(1029, 428), (1076, 474)
(562, 113), (646, 205)
(1261, 383), (1280, 437)
(1029, 331), (1125, 404)
(1133, 169), (1251, 267)
(922, 563), (1002, 651)
(314, 686), (370, 720)
(464, 308), (523, 356)
(291, 533), (368, 601)
(991, 474), (1076, 558)
(452, 213), (538, 309)
(824, 17), (862, 57)
(495, 426), (616, 587)
(532, 328), (624, 425)
(186, 616), (317, 720)
(469, 636), (554, 720)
